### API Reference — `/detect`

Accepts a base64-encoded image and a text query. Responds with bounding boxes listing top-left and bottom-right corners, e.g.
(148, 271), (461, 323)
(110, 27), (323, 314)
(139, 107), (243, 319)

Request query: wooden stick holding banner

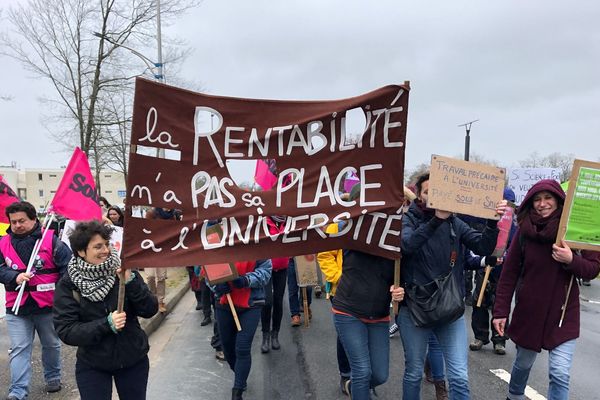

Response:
(302, 287), (310, 328)
(117, 270), (126, 313)
(476, 266), (492, 308)
(226, 293), (242, 331)
(476, 205), (515, 307)
(392, 257), (401, 315)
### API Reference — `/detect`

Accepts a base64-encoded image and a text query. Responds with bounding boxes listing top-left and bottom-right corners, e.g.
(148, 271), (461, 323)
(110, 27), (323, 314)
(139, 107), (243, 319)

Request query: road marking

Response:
(490, 369), (547, 400)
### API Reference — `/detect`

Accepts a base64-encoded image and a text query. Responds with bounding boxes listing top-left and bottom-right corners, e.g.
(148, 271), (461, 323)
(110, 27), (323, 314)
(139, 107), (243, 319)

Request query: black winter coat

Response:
(401, 202), (499, 298)
(53, 271), (158, 371)
(332, 250), (395, 320)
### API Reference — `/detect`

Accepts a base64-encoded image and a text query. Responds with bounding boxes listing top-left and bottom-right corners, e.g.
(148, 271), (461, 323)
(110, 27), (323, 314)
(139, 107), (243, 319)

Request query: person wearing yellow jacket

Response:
(317, 222), (351, 396)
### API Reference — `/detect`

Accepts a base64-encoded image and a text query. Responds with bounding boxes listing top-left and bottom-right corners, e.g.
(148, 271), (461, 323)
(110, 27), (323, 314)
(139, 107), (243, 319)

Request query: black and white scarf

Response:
(68, 249), (120, 302)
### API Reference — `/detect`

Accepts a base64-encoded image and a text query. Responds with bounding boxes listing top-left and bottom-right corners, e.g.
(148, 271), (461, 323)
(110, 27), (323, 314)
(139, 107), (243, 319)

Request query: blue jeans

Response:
(6, 312), (61, 399)
(508, 340), (575, 400)
(333, 313), (389, 399)
(287, 258), (312, 316)
(398, 307), (469, 400)
(216, 306), (262, 390)
(427, 333), (445, 381)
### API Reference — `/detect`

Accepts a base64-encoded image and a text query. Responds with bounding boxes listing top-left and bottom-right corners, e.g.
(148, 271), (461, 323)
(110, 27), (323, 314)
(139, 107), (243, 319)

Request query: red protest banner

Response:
(48, 147), (102, 221)
(122, 78), (409, 268)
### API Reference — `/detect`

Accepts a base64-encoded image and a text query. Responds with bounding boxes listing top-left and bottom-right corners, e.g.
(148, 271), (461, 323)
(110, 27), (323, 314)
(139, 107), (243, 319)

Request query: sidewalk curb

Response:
(140, 278), (190, 336)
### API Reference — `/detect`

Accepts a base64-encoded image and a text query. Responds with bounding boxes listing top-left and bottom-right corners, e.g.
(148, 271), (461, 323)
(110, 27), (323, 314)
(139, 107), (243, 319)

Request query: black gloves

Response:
(484, 256), (498, 267)
(232, 276), (250, 289)
(214, 283), (231, 297)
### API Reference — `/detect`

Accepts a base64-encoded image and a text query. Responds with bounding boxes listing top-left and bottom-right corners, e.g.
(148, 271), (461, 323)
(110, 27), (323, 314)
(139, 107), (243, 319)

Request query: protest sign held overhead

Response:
(558, 159), (600, 251)
(427, 155), (505, 220)
(507, 168), (562, 205)
(123, 78), (409, 268)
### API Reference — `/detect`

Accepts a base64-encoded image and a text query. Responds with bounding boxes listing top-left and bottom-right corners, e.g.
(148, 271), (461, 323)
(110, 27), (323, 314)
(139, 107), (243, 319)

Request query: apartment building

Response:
(0, 166), (126, 212)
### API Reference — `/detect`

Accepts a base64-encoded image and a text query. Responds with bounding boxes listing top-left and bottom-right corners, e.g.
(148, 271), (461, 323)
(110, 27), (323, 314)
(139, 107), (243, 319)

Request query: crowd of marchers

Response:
(1, 173), (599, 400)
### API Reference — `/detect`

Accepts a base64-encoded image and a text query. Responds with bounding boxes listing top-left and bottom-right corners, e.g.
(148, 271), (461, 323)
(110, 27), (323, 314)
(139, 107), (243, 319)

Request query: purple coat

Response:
(494, 179), (600, 351)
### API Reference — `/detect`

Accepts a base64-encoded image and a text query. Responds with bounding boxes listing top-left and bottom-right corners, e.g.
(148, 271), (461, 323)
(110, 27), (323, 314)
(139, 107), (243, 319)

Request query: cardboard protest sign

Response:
(427, 155), (505, 220)
(201, 225), (238, 284)
(122, 78), (409, 268)
(295, 254), (320, 287)
(60, 220), (124, 256)
(507, 168), (562, 205)
(557, 159), (600, 251)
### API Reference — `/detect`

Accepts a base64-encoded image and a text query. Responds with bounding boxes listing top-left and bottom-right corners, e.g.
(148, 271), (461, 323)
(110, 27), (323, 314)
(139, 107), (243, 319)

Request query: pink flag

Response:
(49, 147), (102, 221)
(0, 175), (20, 223)
(254, 160), (277, 190)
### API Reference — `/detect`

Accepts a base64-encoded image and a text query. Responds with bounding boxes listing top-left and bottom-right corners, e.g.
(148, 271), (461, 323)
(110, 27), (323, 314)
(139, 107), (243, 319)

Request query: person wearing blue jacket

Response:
(212, 258), (272, 400)
(399, 173), (507, 400)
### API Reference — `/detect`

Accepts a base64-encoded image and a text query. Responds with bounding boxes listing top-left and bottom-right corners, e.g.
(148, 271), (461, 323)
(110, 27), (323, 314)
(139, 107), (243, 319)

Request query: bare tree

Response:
(1, 0), (198, 186)
(405, 163), (430, 185)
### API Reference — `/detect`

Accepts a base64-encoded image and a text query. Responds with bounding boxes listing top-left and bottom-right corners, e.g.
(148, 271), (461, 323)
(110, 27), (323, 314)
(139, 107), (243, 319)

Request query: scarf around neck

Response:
(519, 207), (562, 243)
(68, 249), (121, 302)
(415, 199), (435, 219)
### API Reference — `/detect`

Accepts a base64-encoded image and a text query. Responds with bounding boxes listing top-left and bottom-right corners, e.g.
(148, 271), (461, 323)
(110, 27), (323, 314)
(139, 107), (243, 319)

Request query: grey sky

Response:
(1, 0), (599, 175)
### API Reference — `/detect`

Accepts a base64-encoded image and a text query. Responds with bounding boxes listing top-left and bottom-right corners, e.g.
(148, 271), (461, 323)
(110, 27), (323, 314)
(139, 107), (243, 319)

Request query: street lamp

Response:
(92, 32), (164, 81)
(457, 119), (479, 161)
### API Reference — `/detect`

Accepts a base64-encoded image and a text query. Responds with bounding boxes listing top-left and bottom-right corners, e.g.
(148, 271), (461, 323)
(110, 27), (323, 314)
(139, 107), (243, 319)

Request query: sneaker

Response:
(158, 302), (167, 313)
(215, 350), (225, 361)
(494, 343), (506, 355)
(315, 285), (322, 298)
(6, 395), (20, 400)
(389, 323), (399, 337)
(582, 279), (591, 286)
(291, 315), (301, 327)
(469, 339), (486, 351)
(340, 377), (351, 396)
(46, 379), (62, 393)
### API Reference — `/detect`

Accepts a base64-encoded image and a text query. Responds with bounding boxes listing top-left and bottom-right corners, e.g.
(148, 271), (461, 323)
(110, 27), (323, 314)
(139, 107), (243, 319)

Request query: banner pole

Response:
(117, 270), (126, 313)
(476, 266), (492, 307)
(302, 287), (309, 327)
(226, 293), (242, 331)
(559, 276), (574, 328)
(392, 257), (401, 315)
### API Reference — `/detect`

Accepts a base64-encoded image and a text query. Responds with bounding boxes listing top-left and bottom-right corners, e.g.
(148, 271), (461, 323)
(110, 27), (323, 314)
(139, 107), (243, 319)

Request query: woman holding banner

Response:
(213, 258), (272, 400)
(398, 173), (507, 400)
(493, 179), (600, 400)
(53, 221), (158, 400)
